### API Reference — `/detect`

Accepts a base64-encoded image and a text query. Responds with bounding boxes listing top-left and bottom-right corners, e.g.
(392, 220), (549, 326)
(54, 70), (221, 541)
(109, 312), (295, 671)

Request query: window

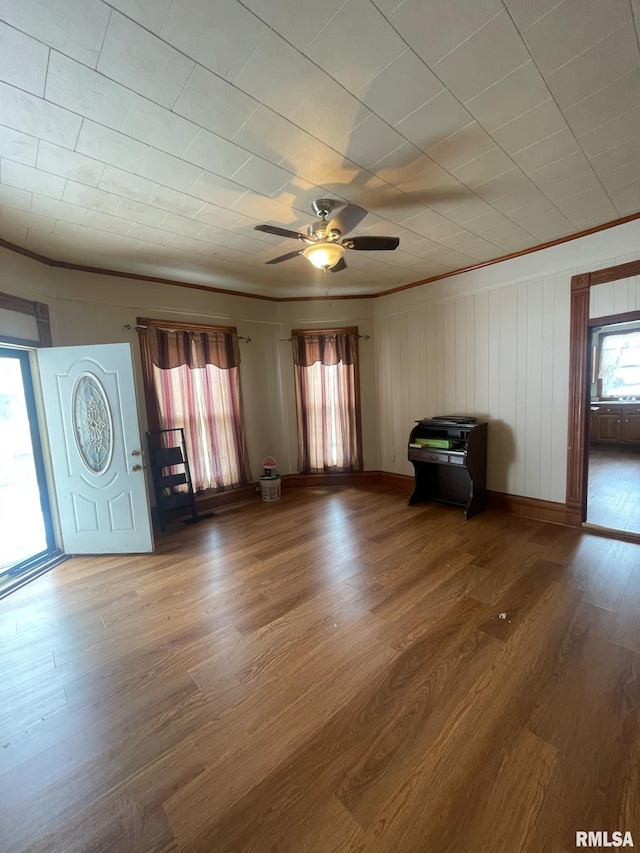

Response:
(138, 319), (250, 490)
(599, 330), (640, 399)
(292, 327), (363, 473)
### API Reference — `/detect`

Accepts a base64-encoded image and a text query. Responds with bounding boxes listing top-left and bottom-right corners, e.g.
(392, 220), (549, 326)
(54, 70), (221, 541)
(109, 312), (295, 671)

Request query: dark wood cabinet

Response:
(590, 403), (640, 444)
(407, 418), (487, 519)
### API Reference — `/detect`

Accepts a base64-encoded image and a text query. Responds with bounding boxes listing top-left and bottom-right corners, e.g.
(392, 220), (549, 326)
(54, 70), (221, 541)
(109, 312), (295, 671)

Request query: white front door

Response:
(37, 342), (153, 554)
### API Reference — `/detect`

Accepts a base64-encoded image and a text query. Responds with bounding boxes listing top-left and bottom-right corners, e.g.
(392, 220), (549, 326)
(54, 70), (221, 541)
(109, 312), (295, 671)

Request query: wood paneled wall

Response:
(376, 275), (571, 503)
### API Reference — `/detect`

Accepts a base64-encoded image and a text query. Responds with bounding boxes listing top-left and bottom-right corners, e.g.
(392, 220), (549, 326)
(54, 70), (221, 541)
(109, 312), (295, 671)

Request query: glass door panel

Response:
(0, 348), (53, 574)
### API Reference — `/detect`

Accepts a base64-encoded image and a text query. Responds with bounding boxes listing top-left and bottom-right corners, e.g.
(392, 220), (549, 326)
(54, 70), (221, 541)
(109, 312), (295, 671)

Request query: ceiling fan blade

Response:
(254, 224), (309, 241)
(265, 249), (304, 265)
(327, 204), (367, 236)
(330, 257), (347, 273)
(343, 236), (399, 251)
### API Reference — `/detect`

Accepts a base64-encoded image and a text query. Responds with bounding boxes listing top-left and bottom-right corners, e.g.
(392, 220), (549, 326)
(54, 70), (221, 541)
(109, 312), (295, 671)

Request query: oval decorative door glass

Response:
(72, 373), (114, 473)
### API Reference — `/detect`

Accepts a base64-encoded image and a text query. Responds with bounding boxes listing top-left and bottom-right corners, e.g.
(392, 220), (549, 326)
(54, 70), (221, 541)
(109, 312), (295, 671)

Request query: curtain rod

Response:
(279, 334), (371, 341)
(124, 323), (251, 342)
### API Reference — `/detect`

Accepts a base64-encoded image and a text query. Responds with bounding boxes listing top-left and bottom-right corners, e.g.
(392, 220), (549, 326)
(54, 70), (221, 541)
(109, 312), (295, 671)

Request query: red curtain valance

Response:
(147, 325), (240, 370)
(291, 328), (358, 367)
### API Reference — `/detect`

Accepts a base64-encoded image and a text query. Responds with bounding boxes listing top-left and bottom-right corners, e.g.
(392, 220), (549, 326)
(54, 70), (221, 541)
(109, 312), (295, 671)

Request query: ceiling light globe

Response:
(303, 241), (345, 270)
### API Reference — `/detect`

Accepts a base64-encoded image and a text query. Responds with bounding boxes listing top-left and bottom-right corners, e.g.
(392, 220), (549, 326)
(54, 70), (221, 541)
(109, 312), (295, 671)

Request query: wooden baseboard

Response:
(488, 491), (581, 527)
(156, 473), (580, 529)
(153, 483), (260, 527)
(380, 471), (414, 492)
(281, 471), (381, 488)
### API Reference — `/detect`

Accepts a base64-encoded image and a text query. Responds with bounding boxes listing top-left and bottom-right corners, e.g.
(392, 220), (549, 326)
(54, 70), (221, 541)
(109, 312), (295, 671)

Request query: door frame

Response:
(566, 259), (640, 522)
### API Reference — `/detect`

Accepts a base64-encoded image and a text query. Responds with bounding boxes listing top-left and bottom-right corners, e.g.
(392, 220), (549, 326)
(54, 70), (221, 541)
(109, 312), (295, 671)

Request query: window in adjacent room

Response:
(138, 319), (250, 490)
(291, 327), (363, 473)
(599, 329), (640, 398)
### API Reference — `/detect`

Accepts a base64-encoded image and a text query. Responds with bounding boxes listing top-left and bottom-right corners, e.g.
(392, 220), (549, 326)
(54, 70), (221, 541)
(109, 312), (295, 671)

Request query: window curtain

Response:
(140, 324), (251, 490)
(292, 328), (363, 474)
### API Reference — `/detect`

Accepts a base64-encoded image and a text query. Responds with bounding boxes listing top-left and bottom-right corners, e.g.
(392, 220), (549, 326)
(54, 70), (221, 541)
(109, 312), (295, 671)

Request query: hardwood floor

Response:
(1, 486), (639, 852)
(587, 443), (640, 533)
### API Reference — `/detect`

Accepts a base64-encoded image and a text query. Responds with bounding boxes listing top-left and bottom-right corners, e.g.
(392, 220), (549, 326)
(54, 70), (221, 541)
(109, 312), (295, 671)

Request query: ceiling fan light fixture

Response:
(303, 241), (345, 270)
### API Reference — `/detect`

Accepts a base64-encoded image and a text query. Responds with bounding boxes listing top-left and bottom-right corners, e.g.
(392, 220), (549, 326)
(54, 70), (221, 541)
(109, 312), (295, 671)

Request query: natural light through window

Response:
(600, 331), (640, 398)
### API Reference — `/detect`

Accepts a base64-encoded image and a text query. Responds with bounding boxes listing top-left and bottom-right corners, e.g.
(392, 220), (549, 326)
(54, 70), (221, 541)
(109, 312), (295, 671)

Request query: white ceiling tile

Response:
(165, 233), (208, 253)
(0, 21), (48, 96)
(503, 0), (565, 29)
(0, 0), (110, 68)
(527, 151), (592, 188)
(282, 135), (346, 186)
(452, 147), (515, 187)
(97, 12), (195, 110)
(598, 158), (640, 191)
(239, 0), (346, 52)
(30, 194), (85, 224)
(234, 31), (326, 117)
(105, 0), (174, 34)
(356, 49), (444, 128)
(161, 0), (267, 81)
(75, 121), (150, 172)
(426, 122), (494, 171)
(196, 225), (243, 247)
(509, 128), (580, 173)
(492, 100), (568, 153)
(442, 196), (497, 225)
(564, 68), (640, 137)
(0, 183), (31, 211)
(82, 210), (132, 235)
(545, 25), (640, 110)
(395, 91), (473, 153)
(228, 234), (267, 254)
(1, 83), (82, 148)
(157, 212), (206, 239)
(189, 171), (247, 208)
(5, 208), (56, 232)
(45, 52), (135, 131)
(98, 166), (159, 204)
(36, 142), (104, 187)
(555, 186), (614, 214)
(480, 175), (543, 209)
(306, 0), (406, 92)
(1, 159), (65, 199)
(579, 104), (640, 156)
(231, 106), (308, 163)
(433, 11), (531, 104)
(127, 222), (173, 245)
(608, 177), (640, 215)
(231, 156), (293, 197)
(137, 149), (203, 192)
(149, 186), (206, 218)
(120, 96), (199, 157)
(464, 61), (551, 132)
(542, 170), (603, 202)
(174, 65), (259, 140)
(338, 115), (406, 169)
(0, 126), (37, 166)
(62, 181), (122, 214)
(389, 0), (503, 67)
(522, 0), (633, 76)
(115, 198), (168, 227)
(230, 192), (298, 224)
(291, 79), (370, 148)
(182, 130), (252, 178)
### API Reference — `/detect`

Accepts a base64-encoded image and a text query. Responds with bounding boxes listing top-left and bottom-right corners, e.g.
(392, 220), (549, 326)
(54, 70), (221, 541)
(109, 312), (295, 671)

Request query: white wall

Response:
(375, 217), (640, 503)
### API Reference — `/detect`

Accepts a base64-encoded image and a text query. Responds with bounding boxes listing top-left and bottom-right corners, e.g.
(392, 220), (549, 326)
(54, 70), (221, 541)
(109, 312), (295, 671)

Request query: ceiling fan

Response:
(254, 199), (399, 272)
